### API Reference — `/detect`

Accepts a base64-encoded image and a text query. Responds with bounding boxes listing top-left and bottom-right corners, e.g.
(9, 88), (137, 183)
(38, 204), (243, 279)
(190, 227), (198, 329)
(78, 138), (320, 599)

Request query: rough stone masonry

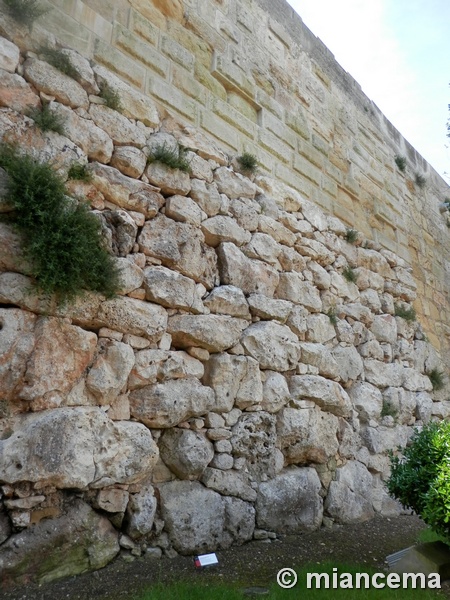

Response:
(0, 1), (448, 589)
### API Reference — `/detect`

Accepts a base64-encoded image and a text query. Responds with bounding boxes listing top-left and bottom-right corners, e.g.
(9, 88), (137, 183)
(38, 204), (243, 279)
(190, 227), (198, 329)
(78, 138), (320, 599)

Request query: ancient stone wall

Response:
(0, 0), (449, 587)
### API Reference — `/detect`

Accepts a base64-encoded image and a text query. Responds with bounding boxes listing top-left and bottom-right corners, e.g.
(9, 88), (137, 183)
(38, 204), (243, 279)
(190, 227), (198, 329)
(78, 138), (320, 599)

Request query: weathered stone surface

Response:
(325, 461), (375, 523)
(305, 313), (336, 343)
(241, 321), (301, 371)
(362, 424), (409, 454)
(402, 368), (432, 392)
(203, 285), (251, 319)
(86, 340), (135, 405)
(52, 103), (113, 163)
(256, 468), (323, 533)
(96, 488), (129, 513)
(229, 197), (260, 231)
(222, 497), (255, 546)
(59, 48), (99, 94)
(277, 407), (339, 465)
(296, 237), (335, 266)
(276, 273), (322, 312)
(299, 343), (339, 379)
(382, 387), (416, 425)
(201, 468), (257, 501)
(370, 314), (398, 344)
(217, 242), (279, 296)
(139, 215), (218, 288)
(165, 194), (203, 226)
(115, 257), (144, 294)
(23, 58), (89, 109)
(168, 314), (247, 353)
(129, 349), (204, 390)
(288, 375), (352, 417)
(101, 209), (139, 256)
(0, 499), (119, 588)
(248, 294), (292, 323)
(126, 483), (157, 539)
(258, 215), (296, 246)
(189, 179), (221, 216)
(90, 163), (164, 217)
(0, 222), (29, 274)
(202, 215), (251, 247)
(0, 69), (40, 113)
(89, 104), (146, 147)
(286, 305), (309, 338)
(331, 345), (364, 383)
(243, 232), (282, 266)
(0, 509), (11, 545)
(256, 176), (303, 212)
(0, 37), (19, 72)
(214, 166), (257, 199)
(159, 428), (214, 479)
(364, 359), (403, 388)
(202, 353), (263, 411)
(97, 296), (168, 341)
(0, 408), (158, 488)
(261, 371), (291, 413)
(110, 146), (147, 178)
(129, 377), (215, 428)
(415, 391), (433, 423)
(144, 266), (204, 313)
(349, 382), (383, 422)
(230, 412), (277, 478)
(146, 161), (191, 196)
(341, 303), (373, 325)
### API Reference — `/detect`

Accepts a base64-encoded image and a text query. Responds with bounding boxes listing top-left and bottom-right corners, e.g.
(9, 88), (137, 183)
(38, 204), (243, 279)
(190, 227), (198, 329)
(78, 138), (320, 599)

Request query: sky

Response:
(285, 0), (450, 181)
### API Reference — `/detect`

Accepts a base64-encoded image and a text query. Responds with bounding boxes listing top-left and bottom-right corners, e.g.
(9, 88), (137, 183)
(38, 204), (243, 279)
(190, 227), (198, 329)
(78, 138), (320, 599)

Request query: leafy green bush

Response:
(3, 0), (48, 28)
(99, 82), (123, 112)
(147, 142), (191, 173)
(387, 421), (450, 543)
(236, 152), (258, 174)
(39, 46), (78, 79)
(0, 144), (119, 304)
(27, 103), (66, 135)
(428, 368), (445, 391)
(68, 162), (92, 183)
(394, 155), (406, 172)
(415, 172), (427, 188)
(345, 228), (358, 244)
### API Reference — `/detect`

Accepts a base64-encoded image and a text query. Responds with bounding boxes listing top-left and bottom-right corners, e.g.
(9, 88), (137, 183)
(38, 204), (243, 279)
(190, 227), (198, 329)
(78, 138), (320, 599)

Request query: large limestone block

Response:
(115, 256), (144, 294)
(23, 58), (89, 109)
(305, 313), (336, 343)
(101, 209), (139, 257)
(59, 49), (99, 94)
(110, 145), (147, 178)
(144, 266), (204, 314)
(0, 222), (29, 274)
(230, 197), (261, 231)
(357, 248), (392, 278)
(0, 37), (19, 72)
(214, 166), (257, 199)
(248, 294), (292, 323)
(256, 468), (323, 533)
(240, 321), (301, 372)
(331, 345), (364, 383)
(288, 375), (352, 417)
(364, 359), (404, 388)
(415, 391), (433, 423)
(159, 480), (225, 554)
(168, 314), (247, 353)
(276, 273), (322, 312)
(129, 349), (204, 390)
(242, 232), (282, 266)
(0, 407), (158, 488)
(370, 314), (398, 344)
(299, 343), (339, 379)
(349, 382), (383, 422)
(324, 461), (374, 523)
(97, 296), (168, 341)
(129, 377), (215, 427)
(159, 428), (214, 480)
(402, 368), (433, 392)
(230, 412), (277, 478)
(89, 104), (146, 147)
(222, 497), (255, 547)
(0, 69), (40, 113)
(295, 238), (335, 266)
(52, 103), (113, 163)
(362, 424), (409, 454)
(202, 352), (263, 412)
(201, 468), (257, 502)
(258, 215), (296, 246)
(165, 194), (203, 226)
(382, 387), (416, 425)
(217, 242), (279, 296)
(189, 179), (221, 216)
(261, 371), (291, 413)
(85, 340), (135, 405)
(203, 285), (251, 319)
(139, 214), (218, 288)
(255, 176), (303, 212)
(126, 483), (157, 539)
(201, 215), (251, 247)
(277, 407), (339, 465)
(90, 163), (164, 217)
(145, 162), (191, 196)
(0, 499), (119, 588)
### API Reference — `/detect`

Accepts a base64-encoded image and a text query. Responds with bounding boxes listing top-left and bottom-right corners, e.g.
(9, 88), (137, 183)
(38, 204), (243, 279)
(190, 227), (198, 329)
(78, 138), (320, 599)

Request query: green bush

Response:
(394, 155), (406, 172)
(99, 82), (123, 112)
(27, 103), (66, 135)
(387, 421), (450, 543)
(0, 144), (120, 304)
(39, 46), (78, 79)
(342, 266), (357, 284)
(3, 0), (48, 28)
(428, 368), (445, 391)
(415, 172), (427, 188)
(68, 162), (92, 183)
(147, 142), (191, 173)
(236, 152), (258, 174)
(394, 303), (416, 322)
(345, 228), (358, 244)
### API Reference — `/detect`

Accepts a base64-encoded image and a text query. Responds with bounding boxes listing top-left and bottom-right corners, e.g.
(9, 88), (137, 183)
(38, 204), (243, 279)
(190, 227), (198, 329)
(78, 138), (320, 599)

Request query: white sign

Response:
(194, 553), (219, 568)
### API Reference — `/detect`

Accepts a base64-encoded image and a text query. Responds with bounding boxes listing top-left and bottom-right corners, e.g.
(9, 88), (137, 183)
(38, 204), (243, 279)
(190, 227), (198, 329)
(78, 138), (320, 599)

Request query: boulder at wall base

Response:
(0, 498), (119, 588)
(324, 461), (375, 523)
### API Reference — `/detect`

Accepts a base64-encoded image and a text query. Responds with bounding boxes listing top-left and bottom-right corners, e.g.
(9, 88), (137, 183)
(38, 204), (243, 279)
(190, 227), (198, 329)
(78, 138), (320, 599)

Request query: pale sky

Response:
(285, 0), (450, 181)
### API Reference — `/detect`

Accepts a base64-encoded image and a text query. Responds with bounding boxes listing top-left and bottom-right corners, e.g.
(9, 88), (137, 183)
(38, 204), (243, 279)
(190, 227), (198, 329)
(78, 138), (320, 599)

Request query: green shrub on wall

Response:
(0, 144), (120, 304)
(387, 421), (450, 543)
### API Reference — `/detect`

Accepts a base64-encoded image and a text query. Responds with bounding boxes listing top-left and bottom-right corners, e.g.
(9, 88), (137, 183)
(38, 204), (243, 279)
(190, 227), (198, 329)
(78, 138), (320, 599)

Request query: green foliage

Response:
(236, 152), (258, 174)
(99, 82), (123, 112)
(39, 46), (78, 79)
(342, 266), (357, 284)
(67, 162), (92, 183)
(327, 308), (337, 326)
(394, 303), (416, 322)
(428, 368), (445, 391)
(3, 0), (48, 28)
(415, 172), (427, 188)
(0, 144), (120, 304)
(345, 228), (358, 244)
(387, 421), (450, 543)
(394, 155), (406, 172)
(148, 142), (191, 173)
(380, 399), (397, 420)
(26, 103), (65, 135)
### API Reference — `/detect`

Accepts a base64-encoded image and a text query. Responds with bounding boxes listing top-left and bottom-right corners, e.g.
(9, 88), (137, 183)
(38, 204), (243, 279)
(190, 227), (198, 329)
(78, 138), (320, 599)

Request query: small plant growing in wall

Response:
(394, 155), (407, 172)
(326, 308), (338, 326)
(147, 142), (191, 173)
(26, 103), (66, 135)
(67, 162), (92, 183)
(98, 82), (123, 112)
(344, 228), (358, 244)
(428, 368), (445, 391)
(236, 152), (258, 174)
(0, 144), (120, 304)
(380, 399), (398, 420)
(3, 0), (48, 28)
(394, 303), (416, 322)
(415, 172), (427, 189)
(39, 46), (78, 79)
(342, 266), (357, 284)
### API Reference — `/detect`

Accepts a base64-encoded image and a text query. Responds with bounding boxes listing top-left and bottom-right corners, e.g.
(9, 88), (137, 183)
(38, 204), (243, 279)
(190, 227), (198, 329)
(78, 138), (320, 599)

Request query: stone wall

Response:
(10, 0), (450, 359)
(0, 26), (449, 586)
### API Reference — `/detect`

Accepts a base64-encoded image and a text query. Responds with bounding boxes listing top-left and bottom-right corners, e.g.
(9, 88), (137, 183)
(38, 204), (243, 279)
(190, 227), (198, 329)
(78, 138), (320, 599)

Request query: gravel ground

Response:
(3, 514), (449, 600)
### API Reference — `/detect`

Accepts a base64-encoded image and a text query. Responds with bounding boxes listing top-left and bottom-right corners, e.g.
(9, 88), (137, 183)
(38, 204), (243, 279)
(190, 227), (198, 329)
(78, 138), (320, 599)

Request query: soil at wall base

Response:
(3, 514), (450, 599)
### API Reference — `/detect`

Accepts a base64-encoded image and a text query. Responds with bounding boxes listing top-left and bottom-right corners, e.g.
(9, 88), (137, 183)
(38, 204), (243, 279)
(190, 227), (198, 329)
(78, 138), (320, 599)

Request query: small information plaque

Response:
(194, 553), (219, 568)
